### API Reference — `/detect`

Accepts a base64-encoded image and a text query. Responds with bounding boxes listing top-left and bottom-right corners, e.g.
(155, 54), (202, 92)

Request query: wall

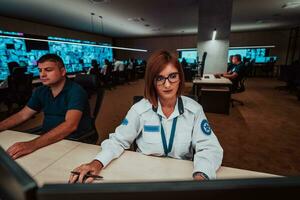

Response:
(114, 29), (291, 65)
(230, 29), (291, 65)
(0, 16), (112, 44)
(113, 35), (197, 60)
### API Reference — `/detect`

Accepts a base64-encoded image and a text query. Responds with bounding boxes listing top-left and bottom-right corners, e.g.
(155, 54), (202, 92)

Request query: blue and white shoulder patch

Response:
(121, 118), (129, 126)
(200, 119), (211, 135)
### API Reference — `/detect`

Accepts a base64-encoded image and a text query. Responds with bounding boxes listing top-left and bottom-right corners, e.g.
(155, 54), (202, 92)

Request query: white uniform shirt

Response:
(95, 96), (223, 179)
(113, 60), (124, 72)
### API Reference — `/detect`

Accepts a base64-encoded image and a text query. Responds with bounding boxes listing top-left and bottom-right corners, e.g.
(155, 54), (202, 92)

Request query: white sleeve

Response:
(192, 106), (223, 179)
(94, 107), (140, 167)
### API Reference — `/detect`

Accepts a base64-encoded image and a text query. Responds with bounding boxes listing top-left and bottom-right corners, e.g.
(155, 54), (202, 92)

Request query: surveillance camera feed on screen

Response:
(0, 30), (113, 81)
(179, 50), (198, 64)
(228, 48), (277, 63)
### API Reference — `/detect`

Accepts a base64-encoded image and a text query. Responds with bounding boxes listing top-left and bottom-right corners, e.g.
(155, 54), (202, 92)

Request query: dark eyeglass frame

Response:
(155, 72), (180, 86)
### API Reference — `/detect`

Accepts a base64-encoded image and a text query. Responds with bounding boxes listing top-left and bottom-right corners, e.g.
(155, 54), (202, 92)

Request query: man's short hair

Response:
(234, 54), (242, 62)
(37, 54), (65, 68)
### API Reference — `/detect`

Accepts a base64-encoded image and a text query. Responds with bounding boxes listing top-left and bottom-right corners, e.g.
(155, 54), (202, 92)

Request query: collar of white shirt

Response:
(156, 97), (184, 120)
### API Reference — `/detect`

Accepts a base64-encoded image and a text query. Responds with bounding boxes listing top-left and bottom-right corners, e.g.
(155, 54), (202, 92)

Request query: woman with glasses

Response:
(69, 50), (223, 183)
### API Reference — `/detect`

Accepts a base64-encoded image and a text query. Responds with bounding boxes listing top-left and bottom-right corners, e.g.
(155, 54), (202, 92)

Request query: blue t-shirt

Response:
(27, 79), (92, 139)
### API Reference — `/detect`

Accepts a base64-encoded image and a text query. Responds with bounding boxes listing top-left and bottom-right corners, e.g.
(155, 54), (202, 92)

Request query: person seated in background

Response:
(0, 61), (21, 88)
(69, 50), (223, 184)
(113, 59), (124, 72)
(215, 54), (244, 79)
(227, 55), (234, 72)
(0, 54), (92, 159)
(87, 59), (102, 86)
(181, 58), (188, 69)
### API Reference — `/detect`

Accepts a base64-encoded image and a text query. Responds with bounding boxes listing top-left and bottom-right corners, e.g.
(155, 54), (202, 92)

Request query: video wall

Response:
(228, 48), (277, 63)
(0, 30), (113, 81)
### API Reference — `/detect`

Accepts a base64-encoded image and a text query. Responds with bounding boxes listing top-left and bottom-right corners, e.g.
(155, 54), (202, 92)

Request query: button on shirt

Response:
(95, 96), (223, 179)
(27, 79), (92, 139)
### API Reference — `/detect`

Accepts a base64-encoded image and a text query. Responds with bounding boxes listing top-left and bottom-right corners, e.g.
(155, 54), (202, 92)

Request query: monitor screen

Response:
(0, 146), (37, 200)
(0, 30), (113, 80)
(228, 48), (273, 63)
(37, 177), (300, 200)
(181, 50), (198, 64)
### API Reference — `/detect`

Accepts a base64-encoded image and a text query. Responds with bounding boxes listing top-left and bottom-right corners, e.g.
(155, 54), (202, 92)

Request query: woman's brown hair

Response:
(144, 50), (185, 107)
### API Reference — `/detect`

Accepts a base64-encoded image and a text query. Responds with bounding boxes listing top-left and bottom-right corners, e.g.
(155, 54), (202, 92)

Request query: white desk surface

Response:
(0, 130), (279, 186)
(193, 74), (232, 85)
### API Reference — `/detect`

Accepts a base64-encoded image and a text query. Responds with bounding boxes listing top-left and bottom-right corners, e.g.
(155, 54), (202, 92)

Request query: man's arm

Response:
(6, 109), (83, 159)
(222, 72), (238, 80)
(0, 106), (37, 131)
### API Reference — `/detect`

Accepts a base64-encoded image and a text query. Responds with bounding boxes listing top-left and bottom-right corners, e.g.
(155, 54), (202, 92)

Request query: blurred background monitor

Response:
(180, 50), (198, 64)
(0, 146), (37, 200)
(228, 48), (277, 64)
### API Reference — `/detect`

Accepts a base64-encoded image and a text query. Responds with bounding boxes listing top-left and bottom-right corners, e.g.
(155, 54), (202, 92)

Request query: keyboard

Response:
(214, 74), (221, 79)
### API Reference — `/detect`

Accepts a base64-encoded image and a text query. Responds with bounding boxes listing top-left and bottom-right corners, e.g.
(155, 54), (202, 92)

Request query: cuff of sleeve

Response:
(193, 172), (210, 180)
(94, 150), (115, 168)
(193, 162), (216, 180)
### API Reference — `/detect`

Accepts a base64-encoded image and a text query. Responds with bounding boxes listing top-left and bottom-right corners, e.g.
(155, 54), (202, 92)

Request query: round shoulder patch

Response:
(200, 119), (211, 135)
(121, 118), (129, 126)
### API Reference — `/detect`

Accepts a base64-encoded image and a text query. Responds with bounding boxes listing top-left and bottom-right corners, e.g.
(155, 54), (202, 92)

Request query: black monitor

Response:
(199, 51), (207, 78)
(37, 177), (300, 200)
(0, 146), (38, 200)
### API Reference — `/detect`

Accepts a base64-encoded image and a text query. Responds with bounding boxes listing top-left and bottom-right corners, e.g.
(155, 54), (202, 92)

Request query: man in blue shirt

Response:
(215, 54), (245, 89)
(0, 54), (92, 159)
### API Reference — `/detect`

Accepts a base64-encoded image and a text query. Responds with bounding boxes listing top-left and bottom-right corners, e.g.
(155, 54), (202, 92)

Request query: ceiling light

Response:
(127, 17), (145, 22)
(89, 0), (111, 4)
(282, 2), (300, 9)
(0, 35), (148, 52)
(151, 28), (161, 32)
(212, 29), (217, 40)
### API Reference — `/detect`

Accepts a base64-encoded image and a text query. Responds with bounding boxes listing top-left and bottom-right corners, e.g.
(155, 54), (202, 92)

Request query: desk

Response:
(0, 131), (279, 186)
(193, 74), (232, 114)
(193, 74), (232, 95)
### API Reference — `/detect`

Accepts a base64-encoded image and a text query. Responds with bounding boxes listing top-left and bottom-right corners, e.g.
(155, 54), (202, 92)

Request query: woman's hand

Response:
(69, 160), (103, 183)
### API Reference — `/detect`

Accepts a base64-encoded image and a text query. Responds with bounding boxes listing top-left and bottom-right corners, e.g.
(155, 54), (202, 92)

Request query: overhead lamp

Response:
(0, 35), (148, 52)
(212, 29), (217, 40)
(282, 2), (300, 9)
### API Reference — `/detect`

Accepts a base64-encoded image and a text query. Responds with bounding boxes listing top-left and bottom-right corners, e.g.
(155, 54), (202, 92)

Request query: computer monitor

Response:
(181, 50), (198, 64)
(199, 51), (207, 78)
(37, 177), (300, 200)
(0, 146), (38, 200)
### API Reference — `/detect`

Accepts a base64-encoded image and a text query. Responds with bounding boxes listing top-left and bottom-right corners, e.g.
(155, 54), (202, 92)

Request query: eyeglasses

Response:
(155, 72), (180, 86)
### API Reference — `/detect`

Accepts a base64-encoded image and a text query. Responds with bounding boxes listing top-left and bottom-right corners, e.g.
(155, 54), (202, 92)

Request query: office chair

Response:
(73, 74), (105, 144)
(4, 67), (33, 116)
(230, 64), (249, 107)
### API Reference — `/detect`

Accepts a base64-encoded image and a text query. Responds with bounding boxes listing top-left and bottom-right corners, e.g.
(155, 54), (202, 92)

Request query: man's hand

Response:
(6, 141), (38, 159)
(69, 160), (103, 184)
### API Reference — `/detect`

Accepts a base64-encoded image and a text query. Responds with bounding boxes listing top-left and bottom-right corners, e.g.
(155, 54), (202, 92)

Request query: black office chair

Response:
(230, 64), (249, 107)
(73, 74), (105, 144)
(4, 67), (33, 116)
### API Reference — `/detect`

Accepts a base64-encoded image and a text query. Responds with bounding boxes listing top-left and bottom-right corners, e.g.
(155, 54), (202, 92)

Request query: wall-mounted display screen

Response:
(228, 48), (276, 63)
(180, 50), (198, 64)
(0, 30), (113, 81)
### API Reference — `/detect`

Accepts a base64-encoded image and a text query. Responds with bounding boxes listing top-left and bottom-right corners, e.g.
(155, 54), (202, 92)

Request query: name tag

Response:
(144, 125), (160, 132)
